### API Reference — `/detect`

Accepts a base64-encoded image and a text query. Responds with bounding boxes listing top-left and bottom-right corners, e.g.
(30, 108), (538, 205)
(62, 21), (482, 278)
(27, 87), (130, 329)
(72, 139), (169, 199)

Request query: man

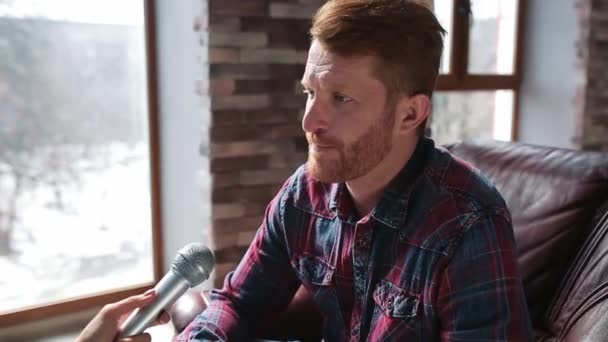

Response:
(179, 0), (533, 340)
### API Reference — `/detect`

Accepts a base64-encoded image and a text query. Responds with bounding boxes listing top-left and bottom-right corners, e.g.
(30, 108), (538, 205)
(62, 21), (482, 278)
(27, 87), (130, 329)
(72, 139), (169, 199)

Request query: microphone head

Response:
(172, 243), (215, 287)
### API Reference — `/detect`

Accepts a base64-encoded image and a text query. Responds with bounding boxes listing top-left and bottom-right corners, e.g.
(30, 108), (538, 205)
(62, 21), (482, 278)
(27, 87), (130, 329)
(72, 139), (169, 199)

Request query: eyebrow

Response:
(300, 76), (352, 91)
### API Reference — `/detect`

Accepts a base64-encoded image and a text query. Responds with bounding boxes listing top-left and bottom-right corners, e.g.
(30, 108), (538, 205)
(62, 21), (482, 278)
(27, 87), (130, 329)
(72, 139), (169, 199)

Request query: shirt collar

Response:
(329, 137), (434, 229)
(329, 181), (358, 225)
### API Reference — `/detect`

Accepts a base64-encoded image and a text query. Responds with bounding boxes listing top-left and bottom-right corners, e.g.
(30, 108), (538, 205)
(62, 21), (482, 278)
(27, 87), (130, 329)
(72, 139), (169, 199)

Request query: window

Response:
(431, 0), (525, 145)
(0, 0), (162, 326)
(435, 0), (454, 75)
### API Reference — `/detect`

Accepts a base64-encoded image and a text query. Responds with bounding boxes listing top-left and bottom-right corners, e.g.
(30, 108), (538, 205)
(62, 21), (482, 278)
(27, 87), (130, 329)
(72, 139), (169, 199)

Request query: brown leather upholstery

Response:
(542, 201), (608, 341)
(171, 140), (608, 341)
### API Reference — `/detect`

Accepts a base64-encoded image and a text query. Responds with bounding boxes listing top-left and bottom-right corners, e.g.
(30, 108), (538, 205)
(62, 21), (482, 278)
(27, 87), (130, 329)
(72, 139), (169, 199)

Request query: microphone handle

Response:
(119, 270), (190, 338)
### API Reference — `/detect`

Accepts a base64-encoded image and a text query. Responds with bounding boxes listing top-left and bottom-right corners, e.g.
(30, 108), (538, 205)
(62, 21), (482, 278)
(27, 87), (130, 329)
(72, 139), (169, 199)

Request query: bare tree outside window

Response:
(431, 90), (514, 146)
(0, 0), (155, 314)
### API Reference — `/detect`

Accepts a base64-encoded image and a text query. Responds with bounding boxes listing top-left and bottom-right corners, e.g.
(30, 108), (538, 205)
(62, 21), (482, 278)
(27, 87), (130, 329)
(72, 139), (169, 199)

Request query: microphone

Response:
(119, 243), (215, 338)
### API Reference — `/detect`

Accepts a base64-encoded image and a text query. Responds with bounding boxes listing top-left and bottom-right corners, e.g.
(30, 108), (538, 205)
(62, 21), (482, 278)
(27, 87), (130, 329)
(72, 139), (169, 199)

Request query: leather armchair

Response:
(170, 140), (608, 341)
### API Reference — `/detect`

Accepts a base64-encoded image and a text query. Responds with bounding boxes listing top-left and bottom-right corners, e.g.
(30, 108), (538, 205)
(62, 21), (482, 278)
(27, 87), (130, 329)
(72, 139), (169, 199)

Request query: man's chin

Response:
(307, 160), (344, 183)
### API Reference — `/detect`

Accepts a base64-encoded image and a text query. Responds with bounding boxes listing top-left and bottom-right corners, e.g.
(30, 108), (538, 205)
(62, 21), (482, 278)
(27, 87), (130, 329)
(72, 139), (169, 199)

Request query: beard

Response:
(306, 109), (395, 183)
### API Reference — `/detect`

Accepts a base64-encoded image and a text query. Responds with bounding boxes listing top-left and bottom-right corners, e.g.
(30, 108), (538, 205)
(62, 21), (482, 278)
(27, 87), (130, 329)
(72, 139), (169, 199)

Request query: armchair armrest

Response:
(560, 301), (608, 341)
(169, 290), (210, 335)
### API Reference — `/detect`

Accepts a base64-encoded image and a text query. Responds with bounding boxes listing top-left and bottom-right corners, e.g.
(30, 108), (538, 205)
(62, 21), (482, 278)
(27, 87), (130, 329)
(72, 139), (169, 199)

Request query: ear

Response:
(394, 94), (432, 135)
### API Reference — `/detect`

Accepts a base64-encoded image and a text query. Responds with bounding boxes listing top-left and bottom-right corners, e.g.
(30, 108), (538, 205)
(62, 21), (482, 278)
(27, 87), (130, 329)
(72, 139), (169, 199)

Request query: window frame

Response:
(435, 0), (527, 141)
(0, 0), (164, 327)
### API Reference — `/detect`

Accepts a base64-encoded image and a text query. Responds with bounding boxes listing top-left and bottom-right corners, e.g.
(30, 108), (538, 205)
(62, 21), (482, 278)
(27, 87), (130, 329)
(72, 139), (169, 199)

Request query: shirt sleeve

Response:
(175, 181), (300, 341)
(436, 212), (534, 341)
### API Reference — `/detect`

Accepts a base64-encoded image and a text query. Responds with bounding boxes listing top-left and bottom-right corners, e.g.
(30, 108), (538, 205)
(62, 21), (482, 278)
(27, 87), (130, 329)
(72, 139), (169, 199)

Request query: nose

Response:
(302, 97), (329, 134)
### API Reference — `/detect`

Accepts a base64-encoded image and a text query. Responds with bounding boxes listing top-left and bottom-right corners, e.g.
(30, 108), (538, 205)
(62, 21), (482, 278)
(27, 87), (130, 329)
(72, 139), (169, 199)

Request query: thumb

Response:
(104, 289), (157, 320)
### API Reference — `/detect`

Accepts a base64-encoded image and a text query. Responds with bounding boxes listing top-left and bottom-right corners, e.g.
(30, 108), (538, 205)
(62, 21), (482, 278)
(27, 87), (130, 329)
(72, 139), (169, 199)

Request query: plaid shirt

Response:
(177, 137), (534, 341)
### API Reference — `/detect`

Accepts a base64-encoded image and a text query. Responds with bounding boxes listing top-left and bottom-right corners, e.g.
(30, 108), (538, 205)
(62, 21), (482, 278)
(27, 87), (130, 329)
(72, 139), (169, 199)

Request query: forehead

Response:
(302, 40), (384, 88)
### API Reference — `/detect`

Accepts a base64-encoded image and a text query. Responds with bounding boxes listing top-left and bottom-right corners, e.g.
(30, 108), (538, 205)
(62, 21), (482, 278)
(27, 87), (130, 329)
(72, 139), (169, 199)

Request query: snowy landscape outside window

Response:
(0, 0), (160, 320)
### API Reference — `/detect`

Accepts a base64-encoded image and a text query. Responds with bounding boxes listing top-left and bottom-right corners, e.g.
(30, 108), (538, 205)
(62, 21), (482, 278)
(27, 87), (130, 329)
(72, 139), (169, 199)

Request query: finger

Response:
(117, 332), (152, 342)
(104, 289), (156, 319)
(159, 310), (170, 324)
(150, 311), (170, 327)
(145, 310), (171, 328)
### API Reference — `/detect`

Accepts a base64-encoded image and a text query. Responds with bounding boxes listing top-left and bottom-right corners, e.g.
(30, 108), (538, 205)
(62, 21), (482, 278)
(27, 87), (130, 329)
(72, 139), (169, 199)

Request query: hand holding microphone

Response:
(76, 289), (169, 342)
(76, 243), (215, 342)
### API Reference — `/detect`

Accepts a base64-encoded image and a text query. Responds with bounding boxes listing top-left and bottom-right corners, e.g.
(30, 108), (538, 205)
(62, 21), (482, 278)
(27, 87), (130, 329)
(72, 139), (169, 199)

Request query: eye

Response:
(334, 94), (353, 103)
(303, 89), (315, 99)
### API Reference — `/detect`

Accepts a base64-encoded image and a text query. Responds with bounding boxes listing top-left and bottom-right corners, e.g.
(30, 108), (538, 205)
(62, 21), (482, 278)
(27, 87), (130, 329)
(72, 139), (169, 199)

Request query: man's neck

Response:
(346, 139), (418, 218)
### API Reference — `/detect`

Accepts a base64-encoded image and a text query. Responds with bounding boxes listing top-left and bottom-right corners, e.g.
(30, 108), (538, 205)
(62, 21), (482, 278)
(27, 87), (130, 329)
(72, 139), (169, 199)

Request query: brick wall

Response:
(575, 0), (608, 151)
(195, 0), (325, 287)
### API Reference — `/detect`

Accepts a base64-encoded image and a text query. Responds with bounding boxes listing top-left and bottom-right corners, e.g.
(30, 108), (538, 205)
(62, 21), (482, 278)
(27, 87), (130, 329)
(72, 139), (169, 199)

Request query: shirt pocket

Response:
(369, 279), (422, 340)
(292, 255), (348, 340)
(373, 279), (420, 318)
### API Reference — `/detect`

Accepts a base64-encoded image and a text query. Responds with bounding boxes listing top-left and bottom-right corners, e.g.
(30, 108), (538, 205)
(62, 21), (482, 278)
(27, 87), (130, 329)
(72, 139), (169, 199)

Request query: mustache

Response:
(306, 133), (343, 148)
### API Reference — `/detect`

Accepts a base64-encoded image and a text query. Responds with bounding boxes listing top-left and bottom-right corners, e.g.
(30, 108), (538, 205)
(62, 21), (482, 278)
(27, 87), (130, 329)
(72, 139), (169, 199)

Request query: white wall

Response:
(518, 0), (577, 148)
(154, 0), (212, 283)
